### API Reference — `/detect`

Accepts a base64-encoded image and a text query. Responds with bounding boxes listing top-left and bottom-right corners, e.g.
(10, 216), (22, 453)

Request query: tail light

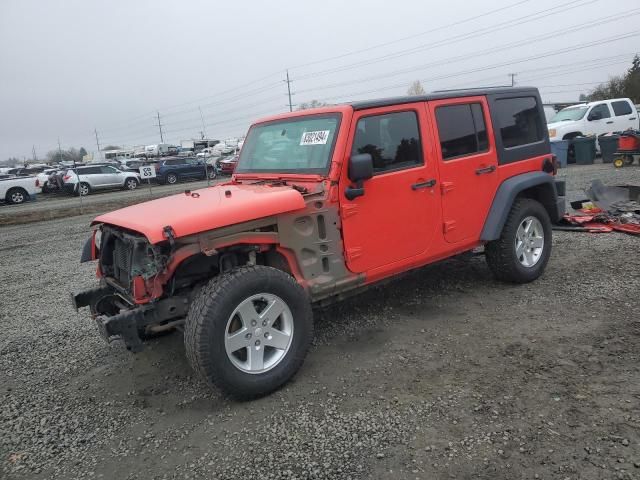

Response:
(543, 156), (558, 176)
(35, 179), (40, 187)
(63, 174), (71, 181)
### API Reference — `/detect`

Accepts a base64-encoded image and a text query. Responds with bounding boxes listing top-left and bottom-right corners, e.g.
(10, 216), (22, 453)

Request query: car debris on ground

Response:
(555, 179), (640, 235)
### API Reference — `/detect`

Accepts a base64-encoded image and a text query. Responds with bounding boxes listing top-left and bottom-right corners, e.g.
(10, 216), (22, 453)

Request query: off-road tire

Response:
(6, 187), (28, 205)
(485, 198), (552, 283)
(184, 266), (313, 399)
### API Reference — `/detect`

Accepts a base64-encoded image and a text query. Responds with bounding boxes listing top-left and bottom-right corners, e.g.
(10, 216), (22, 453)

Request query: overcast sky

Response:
(1, 0), (638, 160)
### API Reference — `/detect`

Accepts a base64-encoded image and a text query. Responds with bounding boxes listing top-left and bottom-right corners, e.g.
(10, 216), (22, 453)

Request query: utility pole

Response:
(285, 70), (295, 112)
(94, 128), (101, 162)
(156, 111), (165, 143)
(509, 73), (517, 87)
(32, 145), (37, 163)
(198, 107), (207, 138)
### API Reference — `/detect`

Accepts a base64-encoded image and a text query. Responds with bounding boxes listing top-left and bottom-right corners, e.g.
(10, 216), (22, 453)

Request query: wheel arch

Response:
(562, 131), (582, 140)
(5, 186), (29, 203)
(480, 172), (562, 241)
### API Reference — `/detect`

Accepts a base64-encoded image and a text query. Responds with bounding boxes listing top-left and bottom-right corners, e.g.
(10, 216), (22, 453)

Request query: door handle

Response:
(475, 165), (496, 175)
(606, 121), (614, 124)
(630, 117), (637, 120)
(411, 179), (436, 190)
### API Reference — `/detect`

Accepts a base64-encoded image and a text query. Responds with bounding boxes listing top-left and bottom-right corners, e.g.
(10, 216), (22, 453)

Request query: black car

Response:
(155, 157), (216, 184)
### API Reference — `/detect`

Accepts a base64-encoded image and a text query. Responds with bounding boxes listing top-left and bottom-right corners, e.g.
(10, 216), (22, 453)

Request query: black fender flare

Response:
(480, 172), (564, 241)
(80, 236), (93, 263)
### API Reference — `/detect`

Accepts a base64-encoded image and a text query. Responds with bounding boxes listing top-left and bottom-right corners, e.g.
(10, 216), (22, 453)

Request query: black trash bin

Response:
(572, 136), (596, 165)
(598, 134), (619, 164)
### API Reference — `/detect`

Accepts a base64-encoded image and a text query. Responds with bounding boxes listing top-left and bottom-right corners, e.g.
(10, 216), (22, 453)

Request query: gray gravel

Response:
(1, 162), (639, 480)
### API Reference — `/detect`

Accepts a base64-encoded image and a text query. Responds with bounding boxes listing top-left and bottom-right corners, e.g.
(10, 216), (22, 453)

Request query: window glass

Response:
(351, 111), (422, 173)
(79, 167), (100, 174)
(435, 103), (488, 160)
(100, 166), (117, 174)
(611, 100), (632, 116)
(590, 103), (611, 119)
(237, 114), (340, 174)
(186, 158), (199, 165)
(494, 97), (544, 148)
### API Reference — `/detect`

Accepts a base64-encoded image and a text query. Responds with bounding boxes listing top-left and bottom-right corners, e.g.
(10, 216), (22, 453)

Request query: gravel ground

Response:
(1, 163), (639, 480)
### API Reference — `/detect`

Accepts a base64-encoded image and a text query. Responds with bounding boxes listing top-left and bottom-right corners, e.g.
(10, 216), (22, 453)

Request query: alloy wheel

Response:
(515, 216), (544, 267)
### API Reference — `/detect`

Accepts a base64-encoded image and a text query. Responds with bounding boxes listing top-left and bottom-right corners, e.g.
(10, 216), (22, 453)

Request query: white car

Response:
(547, 98), (638, 149)
(0, 175), (42, 205)
(211, 142), (234, 156)
(63, 165), (140, 196)
(196, 147), (218, 158)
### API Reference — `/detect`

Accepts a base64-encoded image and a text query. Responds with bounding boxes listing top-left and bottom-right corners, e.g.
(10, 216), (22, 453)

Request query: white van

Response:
(547, 98), (638, 148)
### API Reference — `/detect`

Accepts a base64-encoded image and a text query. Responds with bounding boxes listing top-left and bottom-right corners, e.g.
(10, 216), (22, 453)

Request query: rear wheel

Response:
(124, 178), (139, 190)
(613, 157), (625, 168)
(77, 182), (90, 196)
(485, 198), (552, 283)
(207, 167), (217, 180)
(6, 187), (28, 205)
(185, 266), (313, 399)
(166, 173), (178, 184)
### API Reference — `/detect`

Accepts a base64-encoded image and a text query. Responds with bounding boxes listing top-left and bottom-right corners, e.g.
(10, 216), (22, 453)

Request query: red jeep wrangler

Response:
(73, 87), (564, 398)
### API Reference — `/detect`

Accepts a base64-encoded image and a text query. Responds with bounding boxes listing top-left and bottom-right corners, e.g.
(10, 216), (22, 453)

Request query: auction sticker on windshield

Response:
(300, 130), (330, 145)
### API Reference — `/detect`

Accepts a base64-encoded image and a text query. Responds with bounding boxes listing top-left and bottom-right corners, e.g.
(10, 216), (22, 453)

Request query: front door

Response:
(428, 97), (499, 243)
(587, 103), (614, 137)
(339, 105), (439, 274)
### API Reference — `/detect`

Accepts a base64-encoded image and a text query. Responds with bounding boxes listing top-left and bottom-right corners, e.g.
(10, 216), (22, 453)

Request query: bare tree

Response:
(297, 100), (328, 110)
(407, 80), (426, 96)
(588, 55), (640, 103)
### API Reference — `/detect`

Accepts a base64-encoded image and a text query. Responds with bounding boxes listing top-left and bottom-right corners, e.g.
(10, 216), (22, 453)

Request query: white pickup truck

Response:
(0, 176), (42, 205)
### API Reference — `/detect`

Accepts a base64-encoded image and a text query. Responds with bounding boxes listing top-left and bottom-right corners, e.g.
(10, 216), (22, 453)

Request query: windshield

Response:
(236, 114), (341, 174)
(550, 106), (588, 122)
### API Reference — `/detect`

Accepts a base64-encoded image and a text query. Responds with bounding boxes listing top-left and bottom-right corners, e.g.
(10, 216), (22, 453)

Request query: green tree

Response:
(588, 55), (640, 103)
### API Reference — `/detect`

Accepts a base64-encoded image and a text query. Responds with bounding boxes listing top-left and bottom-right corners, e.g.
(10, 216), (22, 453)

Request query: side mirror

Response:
(345, 153), (373, 200)
(588, 111), (602, 121)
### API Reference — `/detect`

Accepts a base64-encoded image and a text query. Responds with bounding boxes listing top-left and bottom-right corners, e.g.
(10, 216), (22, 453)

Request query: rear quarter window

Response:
(494, 97), (544, 148)
(611, 100), (633, 116)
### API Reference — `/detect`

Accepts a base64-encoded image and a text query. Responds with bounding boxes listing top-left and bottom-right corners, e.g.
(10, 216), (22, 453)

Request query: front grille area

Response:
(112, 238), (132, 287)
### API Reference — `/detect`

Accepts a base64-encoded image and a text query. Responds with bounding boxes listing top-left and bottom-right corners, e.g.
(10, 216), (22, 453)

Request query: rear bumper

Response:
(72, 287), (190, 353)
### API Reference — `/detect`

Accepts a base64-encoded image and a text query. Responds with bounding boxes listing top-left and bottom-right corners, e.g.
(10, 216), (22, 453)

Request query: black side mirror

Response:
(345, 153), (373, 200)
(588, 111), (602, 121)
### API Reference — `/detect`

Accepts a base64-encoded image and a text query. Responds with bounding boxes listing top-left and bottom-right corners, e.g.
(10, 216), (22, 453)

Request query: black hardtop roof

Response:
(350, 86), (539, 110)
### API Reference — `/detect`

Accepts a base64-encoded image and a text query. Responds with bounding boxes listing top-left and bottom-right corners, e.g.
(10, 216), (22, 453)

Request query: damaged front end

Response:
(72, 225), (193, 352)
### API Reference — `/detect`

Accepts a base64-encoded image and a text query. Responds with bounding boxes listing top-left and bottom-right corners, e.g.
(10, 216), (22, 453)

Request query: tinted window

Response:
(351, 111), (422, 174)
(78, 167), (101, 175)
(611, 100), (632, 116)
(494, 97), (544, 148)
(590, 103), (611, 119)
(164, 159), (181, 166)
(435, 103), (488, 160)
(100, 166), (118, 174)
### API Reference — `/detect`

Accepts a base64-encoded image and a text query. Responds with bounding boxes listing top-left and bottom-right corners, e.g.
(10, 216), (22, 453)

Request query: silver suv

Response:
(63, 165), (140, 196)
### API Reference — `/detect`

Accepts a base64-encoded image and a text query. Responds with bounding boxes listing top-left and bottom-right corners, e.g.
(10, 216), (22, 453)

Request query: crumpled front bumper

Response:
(71, 287), (190, 353)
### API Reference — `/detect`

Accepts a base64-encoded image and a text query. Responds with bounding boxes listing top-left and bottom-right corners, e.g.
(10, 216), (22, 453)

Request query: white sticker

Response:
(300, 130), (330, 146)
(139, 165), (156, 178)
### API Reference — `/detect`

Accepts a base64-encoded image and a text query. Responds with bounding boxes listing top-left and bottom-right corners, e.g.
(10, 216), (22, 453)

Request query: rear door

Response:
(428, 96), (499, 243)
(339, 104), (440, 273)
(100, 166), (122, 186)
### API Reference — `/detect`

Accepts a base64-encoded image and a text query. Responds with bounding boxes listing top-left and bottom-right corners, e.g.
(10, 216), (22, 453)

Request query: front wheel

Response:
(6, 187), (28, 205)
(184, 266), (313, 399)
(206, 167), (217, 180)
(166, 173), (178, 184)
(485, 198), (552, 283)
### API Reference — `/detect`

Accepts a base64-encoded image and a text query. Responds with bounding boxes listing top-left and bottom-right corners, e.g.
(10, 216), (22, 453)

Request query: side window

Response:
(80, 167), (100, 175)
(611, 100), (633, 116)
(435, 103), (488, 160)
(100, 166), (117, 174)
(590, 103), (611, 119)
(494, 97), (544, 148)
(351, 111), (422, 174)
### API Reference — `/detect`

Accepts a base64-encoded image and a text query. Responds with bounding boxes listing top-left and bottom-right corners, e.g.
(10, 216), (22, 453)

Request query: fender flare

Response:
(480, 172), (563, 241)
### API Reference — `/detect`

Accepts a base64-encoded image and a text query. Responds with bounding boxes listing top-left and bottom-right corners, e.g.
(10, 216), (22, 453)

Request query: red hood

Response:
(93, 183), (306, 244)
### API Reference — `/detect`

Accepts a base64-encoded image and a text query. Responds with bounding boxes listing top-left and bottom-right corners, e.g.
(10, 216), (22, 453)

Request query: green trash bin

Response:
(572, 136), (596, 165)
(598, 134), (619, 163)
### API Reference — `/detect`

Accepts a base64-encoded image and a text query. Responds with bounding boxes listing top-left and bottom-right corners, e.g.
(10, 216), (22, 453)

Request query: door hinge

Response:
(441, 181), (454, 194)
(341, 204), (359, 218)
(443, 221), (456, 233)
(346, 247), (363, 261)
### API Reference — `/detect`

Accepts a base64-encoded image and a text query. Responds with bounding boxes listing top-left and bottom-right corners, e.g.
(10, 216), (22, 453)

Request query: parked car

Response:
(211, 142), (234, 156)
(217, 154), (238, 175)
(547, 98), (639, 153)
(63, 165), (140, 196)
(74, 87), (564, 399)
(36, 168), (61, 193)
(1, 175), (41, 204)
(6, 166), (47, 176)
(118, 159), (145, 172)
(155, 157), (216, 184)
